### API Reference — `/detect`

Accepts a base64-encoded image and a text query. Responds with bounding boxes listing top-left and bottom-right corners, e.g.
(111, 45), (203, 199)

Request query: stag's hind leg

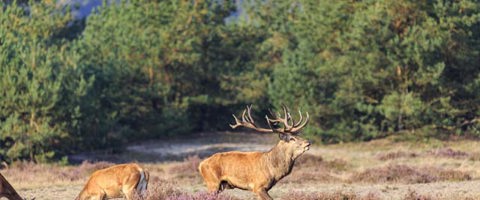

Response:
(202, 173), (221, 192)
(84, 193), (106, 200)
(199, 162), (222, 193)
(123, 173), (142, 200)
(254, 188), (273, 200)
(123, 186), (136, 200)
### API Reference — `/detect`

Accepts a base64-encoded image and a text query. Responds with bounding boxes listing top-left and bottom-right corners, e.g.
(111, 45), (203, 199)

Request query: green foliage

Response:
(0, 0), (480, 162)
(0, 2), (92, 162)
(74, 0), (239, 140)
(258, 0), (480, 142)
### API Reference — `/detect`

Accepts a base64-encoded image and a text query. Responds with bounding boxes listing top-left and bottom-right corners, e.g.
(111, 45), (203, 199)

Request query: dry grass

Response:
(1, 160), (114, 189)
(6, 137), (480, 199)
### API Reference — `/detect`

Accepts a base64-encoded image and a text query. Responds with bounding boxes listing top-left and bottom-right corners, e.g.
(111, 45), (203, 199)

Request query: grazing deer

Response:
(199, 105), (311, 200)
(76, 163), (149, 200)
(0, 173), (24, 200)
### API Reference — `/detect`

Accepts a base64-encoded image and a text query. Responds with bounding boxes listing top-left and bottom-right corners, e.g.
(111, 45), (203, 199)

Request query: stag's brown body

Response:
(76, 163), (149, 200)
(199, 105), (310, 200)
(0, 173), (24, 200)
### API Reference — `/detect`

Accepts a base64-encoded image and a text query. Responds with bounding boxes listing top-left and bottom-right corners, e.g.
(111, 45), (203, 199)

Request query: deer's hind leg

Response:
(81, 192), (105, 200)
(254, 188), (273, 200)
(199, 168), (222, 192)
(202, 174), (221, 193)
(123, 173), (142, 200)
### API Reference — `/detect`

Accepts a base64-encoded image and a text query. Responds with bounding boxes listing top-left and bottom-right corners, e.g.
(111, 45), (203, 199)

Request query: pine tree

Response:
(0, 2), (91, 162)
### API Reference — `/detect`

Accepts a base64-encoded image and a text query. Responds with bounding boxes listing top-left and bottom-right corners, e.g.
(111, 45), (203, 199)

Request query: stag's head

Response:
(230, 105), (311, 158)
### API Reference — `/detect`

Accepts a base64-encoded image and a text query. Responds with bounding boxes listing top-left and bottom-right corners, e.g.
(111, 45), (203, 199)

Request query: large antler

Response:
(230, 105), (274, 132)
(267, 105), (309, 133)
(230, 105), (309, 134)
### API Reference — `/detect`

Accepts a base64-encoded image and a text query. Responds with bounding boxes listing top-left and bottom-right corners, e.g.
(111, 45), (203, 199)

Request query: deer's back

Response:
(80, 163), (143, 198)
(199, 151), (271, 187)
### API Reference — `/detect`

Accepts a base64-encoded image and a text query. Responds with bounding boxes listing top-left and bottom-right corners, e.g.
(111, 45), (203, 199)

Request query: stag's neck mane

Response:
(262, 140), (296, 181)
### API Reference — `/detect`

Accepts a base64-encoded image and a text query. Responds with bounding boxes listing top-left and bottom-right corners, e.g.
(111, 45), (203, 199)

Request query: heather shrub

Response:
(169, 156), (201, 174)
(426, 148), (469, 159)
(294, 154), (324, 168)
(351, 164), (471, 184)
(376, 151), (418, 161)
(469, 152), (480, 161)
(73, 160), (113, 173)
(403, 189), (436, 200)
(283, 171), (341, 183)
(168, 155), (202, 181)
(9, 161), (43, 172)
(280, 191), (319, 200)
(132, 177), (181, 200)
(435, 168), (471, 181)
(1, 161), (110, 184)
(295, 154), (349, 171)
(281, 190), (381, 200)
(361, 192), (382, 200)
(351, 164), (436, 183)
(167, 192), (239, 200)
(325, 158), (349, 171)
(131, 175), (239, 200)
(284, 154), (348, 183)
(58, 160), (114, 181)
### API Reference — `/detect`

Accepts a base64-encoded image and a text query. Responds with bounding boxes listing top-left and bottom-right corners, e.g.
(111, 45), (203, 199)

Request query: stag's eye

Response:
(289, 137), (296, 142)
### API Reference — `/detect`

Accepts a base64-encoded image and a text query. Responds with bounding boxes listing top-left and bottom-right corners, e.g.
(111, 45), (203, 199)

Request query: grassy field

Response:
(3, 133), (480, 200)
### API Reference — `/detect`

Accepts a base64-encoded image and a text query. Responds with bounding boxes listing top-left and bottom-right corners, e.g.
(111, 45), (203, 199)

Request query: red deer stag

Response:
(76, 163), (149, 200)
(199, 105), (310, 200)
(0, 173), (24, 200)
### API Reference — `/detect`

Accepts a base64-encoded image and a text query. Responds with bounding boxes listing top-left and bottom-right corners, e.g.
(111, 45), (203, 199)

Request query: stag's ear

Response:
(278, 133), (290, 141)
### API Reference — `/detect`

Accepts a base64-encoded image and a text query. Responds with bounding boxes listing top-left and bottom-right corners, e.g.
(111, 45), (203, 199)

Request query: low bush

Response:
(351, 164), (471, 184)
(281, 190), (381, 200)
(376, 151), (418, 161)
(426, 148), (469, 159)
(403, 189), (436, 200)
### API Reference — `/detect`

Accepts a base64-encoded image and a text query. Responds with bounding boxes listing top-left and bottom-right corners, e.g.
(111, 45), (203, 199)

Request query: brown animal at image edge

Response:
(0, 173), (25, 200)
(76, 163), (149, 200)
(199, 105), (311, 200)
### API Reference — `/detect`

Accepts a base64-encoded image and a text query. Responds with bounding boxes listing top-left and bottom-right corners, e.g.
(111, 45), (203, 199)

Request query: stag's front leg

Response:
(254, 188), (273, 200)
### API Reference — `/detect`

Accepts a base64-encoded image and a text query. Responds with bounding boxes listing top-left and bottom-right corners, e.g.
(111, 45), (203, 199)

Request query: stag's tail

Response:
(136, 168), (149, 193)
